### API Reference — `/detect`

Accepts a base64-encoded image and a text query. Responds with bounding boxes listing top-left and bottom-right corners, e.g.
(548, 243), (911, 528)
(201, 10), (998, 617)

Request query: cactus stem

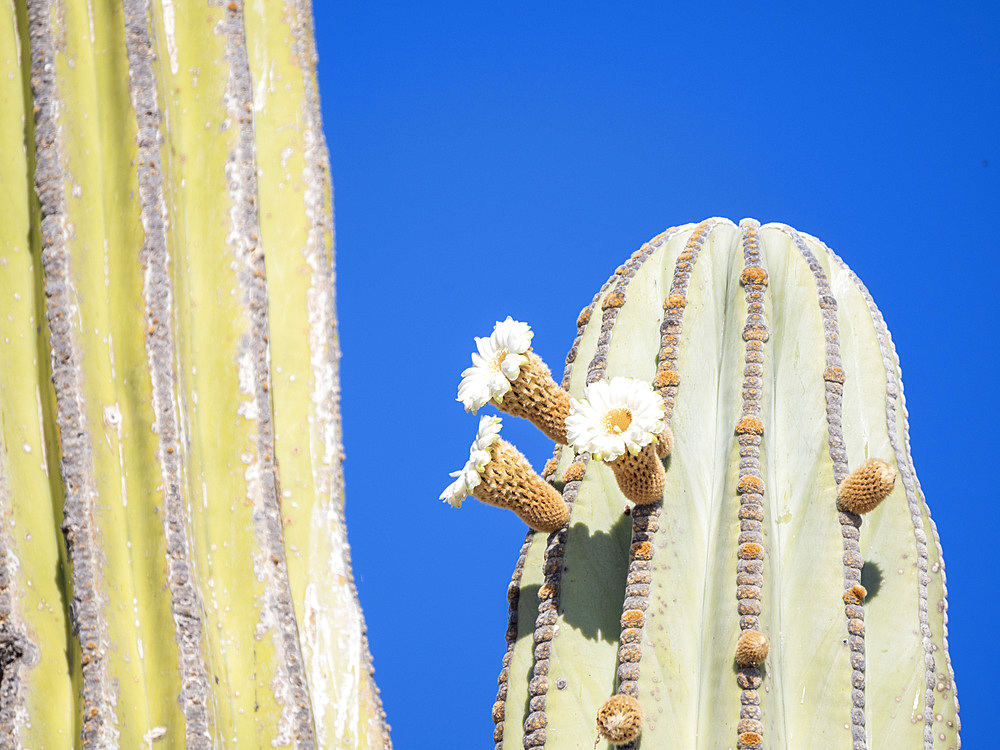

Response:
(523, 453), (587, 749)
(494, 351), (571, 444)
(599, 223), (714, 747)
(483, 220), (958, 747)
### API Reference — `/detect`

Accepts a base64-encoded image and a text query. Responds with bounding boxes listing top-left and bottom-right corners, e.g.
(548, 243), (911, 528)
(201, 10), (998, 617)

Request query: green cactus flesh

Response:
(490, 219), (958, 749)
(1, 1), (387, 747)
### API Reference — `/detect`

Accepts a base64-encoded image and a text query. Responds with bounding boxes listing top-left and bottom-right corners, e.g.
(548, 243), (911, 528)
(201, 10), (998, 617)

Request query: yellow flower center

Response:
(603, 407), (632, 435)
(490, 348), (509, 373)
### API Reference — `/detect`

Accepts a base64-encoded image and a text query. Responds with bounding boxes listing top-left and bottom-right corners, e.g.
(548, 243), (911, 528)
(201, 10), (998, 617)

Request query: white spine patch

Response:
(161, 0), (179, 75)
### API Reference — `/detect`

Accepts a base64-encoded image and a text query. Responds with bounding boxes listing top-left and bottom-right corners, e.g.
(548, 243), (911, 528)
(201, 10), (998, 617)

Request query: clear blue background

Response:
(315, 3), (996, 746)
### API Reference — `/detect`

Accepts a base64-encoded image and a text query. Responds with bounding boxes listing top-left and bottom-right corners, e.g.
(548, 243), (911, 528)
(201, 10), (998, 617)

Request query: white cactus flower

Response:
(457, 317), (533, 412)
(566, 377), (665, 462)
(439, 415), (503, 508)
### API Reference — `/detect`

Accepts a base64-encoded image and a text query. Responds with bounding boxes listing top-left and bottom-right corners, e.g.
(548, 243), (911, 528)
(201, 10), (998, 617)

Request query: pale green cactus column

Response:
(0, 0), (389, 747)
(451, 219), (958, 749)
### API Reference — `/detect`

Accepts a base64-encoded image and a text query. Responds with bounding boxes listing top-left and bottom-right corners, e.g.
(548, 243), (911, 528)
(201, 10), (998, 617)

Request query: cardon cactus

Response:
(444, 218), (958, 749)
(1, 1), (387, 747)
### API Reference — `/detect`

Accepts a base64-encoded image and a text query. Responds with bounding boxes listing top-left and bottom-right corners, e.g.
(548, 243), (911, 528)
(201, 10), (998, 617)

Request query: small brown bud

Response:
(596, 694), (642, 745)
(735, 630), (769, 667)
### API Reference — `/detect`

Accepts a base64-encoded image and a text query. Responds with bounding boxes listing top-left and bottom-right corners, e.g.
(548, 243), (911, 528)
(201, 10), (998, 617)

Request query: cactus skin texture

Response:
(494, 219), (958, 749)
(1, 1), (388, 747)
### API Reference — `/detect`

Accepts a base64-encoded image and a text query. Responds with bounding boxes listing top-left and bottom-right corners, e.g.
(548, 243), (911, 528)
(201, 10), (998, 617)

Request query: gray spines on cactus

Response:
(442, 218), (958, 749)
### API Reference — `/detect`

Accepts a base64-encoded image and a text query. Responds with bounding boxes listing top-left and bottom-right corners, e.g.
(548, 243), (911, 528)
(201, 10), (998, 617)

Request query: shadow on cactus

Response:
(441, 218), (959, 749)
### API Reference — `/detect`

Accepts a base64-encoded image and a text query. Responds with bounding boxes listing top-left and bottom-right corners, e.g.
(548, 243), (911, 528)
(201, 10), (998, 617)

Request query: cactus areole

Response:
(443, 218), (958, 749)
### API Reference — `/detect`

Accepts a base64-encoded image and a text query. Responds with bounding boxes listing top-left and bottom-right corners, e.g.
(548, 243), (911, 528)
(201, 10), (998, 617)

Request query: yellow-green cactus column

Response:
(1, 0), (389, 747)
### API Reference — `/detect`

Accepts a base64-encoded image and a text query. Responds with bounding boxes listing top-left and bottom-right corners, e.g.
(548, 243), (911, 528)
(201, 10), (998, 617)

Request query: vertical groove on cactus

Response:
(222, 4), (317, 745)
(781, 225), (868, 747)
(28, 2), (117, 745)
(734, 219), (767, 749)
(122, 2), (213, 744)
(823, 242), (958, 749)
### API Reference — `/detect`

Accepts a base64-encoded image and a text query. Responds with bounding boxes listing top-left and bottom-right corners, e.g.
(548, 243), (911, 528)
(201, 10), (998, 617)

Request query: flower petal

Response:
(491, 316), (533, 355)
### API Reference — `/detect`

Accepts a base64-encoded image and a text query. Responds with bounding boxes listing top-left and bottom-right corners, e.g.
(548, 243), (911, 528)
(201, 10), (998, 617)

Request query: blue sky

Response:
(315, 3), (997, 746)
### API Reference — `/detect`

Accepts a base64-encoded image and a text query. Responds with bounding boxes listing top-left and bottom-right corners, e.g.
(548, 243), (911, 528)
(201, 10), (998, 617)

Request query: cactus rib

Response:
(122, 1), (213, 744)
(28, 1), (117, 744)
(222, 3), (317, 745)
(782, 224), (870, 747)
(734, 218), (768, 748)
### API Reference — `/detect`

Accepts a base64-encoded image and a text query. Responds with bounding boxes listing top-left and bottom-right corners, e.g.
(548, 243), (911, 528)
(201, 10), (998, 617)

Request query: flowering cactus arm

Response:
(1, 1), (388, 747)
(491, 219), (958, 749)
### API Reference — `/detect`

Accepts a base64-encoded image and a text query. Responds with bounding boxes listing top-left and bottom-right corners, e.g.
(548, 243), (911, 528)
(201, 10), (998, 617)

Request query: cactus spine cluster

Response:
(444, 218), (959, 749)
(1, 1), (388, 746)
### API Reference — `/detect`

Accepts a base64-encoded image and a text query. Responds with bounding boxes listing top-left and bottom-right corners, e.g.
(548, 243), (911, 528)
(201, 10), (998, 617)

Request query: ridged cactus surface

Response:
(478, 219), (958, 749)
(1, 1), (388, 747)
